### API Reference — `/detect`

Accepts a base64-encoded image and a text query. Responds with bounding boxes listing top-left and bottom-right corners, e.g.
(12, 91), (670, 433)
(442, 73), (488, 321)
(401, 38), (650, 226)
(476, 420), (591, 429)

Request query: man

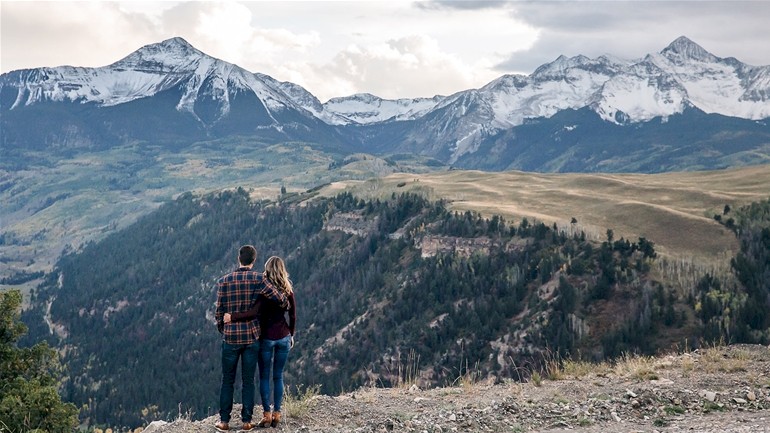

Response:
(215, 245), (289, 432)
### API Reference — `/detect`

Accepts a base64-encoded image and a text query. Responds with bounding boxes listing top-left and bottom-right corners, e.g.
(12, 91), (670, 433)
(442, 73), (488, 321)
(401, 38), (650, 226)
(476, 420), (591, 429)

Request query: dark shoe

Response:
(270, 412), (281, 428)
(241, 421), (256, 431)
(215, 421), (230, 432)
(257, 412), (272, 428)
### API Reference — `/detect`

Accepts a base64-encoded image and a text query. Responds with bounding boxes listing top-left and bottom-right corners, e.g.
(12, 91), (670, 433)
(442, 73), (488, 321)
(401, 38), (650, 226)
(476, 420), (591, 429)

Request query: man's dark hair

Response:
(238, 245), (257, 266)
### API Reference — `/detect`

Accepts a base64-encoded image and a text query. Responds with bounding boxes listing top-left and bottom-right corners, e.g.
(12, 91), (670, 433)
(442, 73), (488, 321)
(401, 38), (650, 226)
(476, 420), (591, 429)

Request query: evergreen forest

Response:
(18, 190), (770, 429)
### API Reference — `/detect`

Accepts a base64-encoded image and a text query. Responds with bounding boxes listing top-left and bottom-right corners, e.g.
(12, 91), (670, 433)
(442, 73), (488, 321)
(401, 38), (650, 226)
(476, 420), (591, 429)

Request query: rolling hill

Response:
(319, 164), (770, 262)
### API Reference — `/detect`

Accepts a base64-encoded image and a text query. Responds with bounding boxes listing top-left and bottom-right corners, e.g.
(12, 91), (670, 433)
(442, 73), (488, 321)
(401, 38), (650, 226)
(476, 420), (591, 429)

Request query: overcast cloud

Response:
(1, 1), (769, 101)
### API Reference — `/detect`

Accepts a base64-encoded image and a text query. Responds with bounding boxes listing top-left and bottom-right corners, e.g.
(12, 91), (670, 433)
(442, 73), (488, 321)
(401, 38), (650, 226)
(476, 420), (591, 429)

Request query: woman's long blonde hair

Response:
(264, 256), (293, 295)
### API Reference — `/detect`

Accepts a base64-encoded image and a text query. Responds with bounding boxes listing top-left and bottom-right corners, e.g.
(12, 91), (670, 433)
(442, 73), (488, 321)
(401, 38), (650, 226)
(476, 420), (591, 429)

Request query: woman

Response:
(224, 256), (296, 428)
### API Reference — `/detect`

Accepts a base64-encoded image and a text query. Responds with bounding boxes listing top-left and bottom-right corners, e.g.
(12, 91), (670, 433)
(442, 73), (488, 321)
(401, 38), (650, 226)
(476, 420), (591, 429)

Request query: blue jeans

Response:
(258, 335), (291, 412)
(219, 341), (259, 422)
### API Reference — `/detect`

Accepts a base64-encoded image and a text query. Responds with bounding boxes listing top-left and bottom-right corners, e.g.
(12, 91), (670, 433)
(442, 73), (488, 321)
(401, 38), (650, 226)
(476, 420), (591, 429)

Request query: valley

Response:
(0, 139), (430, 283)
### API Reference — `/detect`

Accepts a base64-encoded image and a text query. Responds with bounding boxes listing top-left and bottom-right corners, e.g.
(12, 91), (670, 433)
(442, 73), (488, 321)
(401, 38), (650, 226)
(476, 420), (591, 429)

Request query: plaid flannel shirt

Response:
(215, 267), (289, 345)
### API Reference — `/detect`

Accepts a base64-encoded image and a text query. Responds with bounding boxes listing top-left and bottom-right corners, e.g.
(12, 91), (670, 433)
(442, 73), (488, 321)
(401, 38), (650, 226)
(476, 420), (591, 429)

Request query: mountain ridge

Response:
(3, 35), (768, 130)
(2, 36), (769, 170)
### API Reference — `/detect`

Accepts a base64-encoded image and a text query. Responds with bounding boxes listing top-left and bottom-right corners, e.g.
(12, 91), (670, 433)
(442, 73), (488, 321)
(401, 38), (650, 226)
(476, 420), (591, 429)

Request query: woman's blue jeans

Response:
(258, 335), (291, 412)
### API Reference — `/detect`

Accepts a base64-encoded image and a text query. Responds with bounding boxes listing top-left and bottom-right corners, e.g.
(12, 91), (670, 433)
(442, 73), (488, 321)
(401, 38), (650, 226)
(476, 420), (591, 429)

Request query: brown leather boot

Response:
(257, 411), (272, 428)
(270, 412), (281, 428)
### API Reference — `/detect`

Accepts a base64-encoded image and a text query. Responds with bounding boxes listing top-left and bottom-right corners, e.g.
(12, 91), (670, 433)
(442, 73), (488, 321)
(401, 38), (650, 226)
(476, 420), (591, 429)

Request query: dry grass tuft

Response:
(453, 359), (483, 390)
(561, 359), (605, 379)
(543, 350), (565, 381)
(700, 345), (749, 373)
(613, 353), (659, 380)
(680, 355), (696, 377)
(395, 350), (422, 389)
(283, 384), (321, 419)
(530, 371), (543, 387)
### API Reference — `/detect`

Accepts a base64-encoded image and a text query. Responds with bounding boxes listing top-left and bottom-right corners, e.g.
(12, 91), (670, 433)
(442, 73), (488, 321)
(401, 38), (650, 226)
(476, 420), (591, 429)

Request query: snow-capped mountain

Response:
(442, 36), (770, 128)
(2, 36), (769, 172)
(0, 37), (344, 148)
(593, 36), (770, 123)
(6, 38), (290, 115)
(323, 93), (445, 125)
(370, 36), (770, 163)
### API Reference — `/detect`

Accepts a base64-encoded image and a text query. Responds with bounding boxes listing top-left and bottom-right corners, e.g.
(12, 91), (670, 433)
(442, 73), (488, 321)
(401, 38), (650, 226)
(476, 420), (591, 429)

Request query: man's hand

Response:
(290, 335), (295, 349)
(224, 313), (232, 323)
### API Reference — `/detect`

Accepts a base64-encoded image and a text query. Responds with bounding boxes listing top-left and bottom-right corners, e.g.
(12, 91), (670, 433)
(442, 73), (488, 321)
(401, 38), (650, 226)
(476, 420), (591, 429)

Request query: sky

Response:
(2, 0), (770, 101)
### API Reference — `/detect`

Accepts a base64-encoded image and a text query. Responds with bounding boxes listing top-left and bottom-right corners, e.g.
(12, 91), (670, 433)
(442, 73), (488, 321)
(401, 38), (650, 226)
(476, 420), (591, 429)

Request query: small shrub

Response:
(702, 401), (726, 413)
(664, 405), (685, 415)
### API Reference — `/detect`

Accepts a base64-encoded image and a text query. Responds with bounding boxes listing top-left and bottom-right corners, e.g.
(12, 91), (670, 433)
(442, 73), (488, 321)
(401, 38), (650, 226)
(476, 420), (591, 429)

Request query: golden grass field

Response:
(319, 164), (770, 264)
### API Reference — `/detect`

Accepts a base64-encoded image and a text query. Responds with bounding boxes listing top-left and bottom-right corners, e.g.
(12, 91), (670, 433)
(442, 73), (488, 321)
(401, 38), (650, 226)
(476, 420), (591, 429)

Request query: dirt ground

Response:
(148, 344), (770, 433)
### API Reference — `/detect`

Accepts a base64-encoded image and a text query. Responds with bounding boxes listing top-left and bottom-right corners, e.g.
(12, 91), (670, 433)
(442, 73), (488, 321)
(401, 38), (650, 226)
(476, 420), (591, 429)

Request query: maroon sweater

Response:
(232, 292), (295, 340)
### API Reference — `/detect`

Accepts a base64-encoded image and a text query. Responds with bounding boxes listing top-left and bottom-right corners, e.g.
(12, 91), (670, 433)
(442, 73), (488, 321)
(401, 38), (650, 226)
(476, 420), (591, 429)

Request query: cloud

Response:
(496, 1), (770, 72)
(161, 1), (537, 100)
(3, 1), (768, 101)
(298, 35), (497, 100)
(416, 0), (513, 11)
(0, 1), (538, 100)
(1, 2), (162, 70)
(159, 2), (321, 68)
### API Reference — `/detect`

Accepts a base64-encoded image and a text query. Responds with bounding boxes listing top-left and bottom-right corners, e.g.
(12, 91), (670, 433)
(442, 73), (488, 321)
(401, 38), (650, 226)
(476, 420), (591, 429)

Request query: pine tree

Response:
(1, 290), (78, 433)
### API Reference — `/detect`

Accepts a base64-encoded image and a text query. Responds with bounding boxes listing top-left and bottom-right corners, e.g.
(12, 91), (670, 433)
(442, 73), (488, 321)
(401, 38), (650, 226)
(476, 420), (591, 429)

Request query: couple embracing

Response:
(215, 245), (297, 431)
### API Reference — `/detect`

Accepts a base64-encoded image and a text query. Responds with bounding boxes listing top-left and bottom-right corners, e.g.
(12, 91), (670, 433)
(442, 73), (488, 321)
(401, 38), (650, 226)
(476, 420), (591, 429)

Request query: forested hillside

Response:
(698, 198), (770, 343)
(19, 190), (769, 429)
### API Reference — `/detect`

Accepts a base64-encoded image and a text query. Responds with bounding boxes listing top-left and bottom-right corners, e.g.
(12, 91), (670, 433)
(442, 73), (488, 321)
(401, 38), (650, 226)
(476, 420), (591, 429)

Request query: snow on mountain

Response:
(398, 55), (627, 162)
(588, 37), (770, 123)
(1, 37), (313, 125)
(393, 36), (770, 162)
(480, 55), (626, 128)
(646, 36), (770, 120)
(322, 93), (445, 125)
(453, 36), (770, 129)
(2, 35), (768, 158)
(253, 72), (350, 125)
(319, 37), (767, 135)
(660, 36), (719, 65)
(592, 58), (689, 123)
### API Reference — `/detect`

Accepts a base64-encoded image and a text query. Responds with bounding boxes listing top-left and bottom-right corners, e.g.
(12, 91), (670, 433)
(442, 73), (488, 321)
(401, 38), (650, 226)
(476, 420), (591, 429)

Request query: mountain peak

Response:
(661, 36), (717, 63)
(532, 54), (601, 79)
(111, 37), (206, 70)
(159, 36), (193, 48)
